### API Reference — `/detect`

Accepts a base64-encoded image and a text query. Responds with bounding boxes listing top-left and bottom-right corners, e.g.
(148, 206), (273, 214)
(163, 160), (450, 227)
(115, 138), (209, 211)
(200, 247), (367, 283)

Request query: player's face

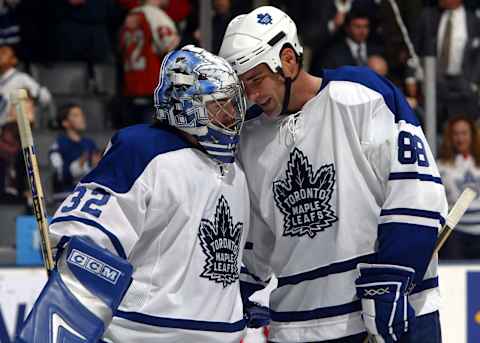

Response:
(67, 107), (87, 132)
(347, 18), (370, 44)
(439, 0), (462, 10)
(240, 64), (285, 118)
(206, 98), (237, 130)
(452, 120), (472, 155)
(0, 46), (16, 71)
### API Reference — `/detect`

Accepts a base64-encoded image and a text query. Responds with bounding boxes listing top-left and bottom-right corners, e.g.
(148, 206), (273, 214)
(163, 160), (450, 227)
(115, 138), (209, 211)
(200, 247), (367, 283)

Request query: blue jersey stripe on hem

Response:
(271, 277), (438, 322)
(50, 215), (127, 259)
(389, 172), (442, 184)
(277, 253), (377, 288)
(271, 301), (362, 322)
(115, 311), (246, 332)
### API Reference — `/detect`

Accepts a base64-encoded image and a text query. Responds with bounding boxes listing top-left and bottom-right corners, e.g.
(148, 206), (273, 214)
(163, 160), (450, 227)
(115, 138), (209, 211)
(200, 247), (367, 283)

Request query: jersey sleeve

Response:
(240, 188), (275, 296)
(49, 131), (152, 260)
(366, 98), (447, 285)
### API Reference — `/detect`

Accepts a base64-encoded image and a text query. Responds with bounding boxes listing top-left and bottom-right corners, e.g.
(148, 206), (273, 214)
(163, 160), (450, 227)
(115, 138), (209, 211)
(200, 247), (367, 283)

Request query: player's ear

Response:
(279, 47), (298, 79)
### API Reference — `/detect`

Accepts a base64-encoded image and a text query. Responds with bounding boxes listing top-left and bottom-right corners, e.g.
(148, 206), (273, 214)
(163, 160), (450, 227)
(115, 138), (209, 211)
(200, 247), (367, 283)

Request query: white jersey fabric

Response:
(438, 154), (480, 235)
(239, 67), (447, 342)
(49, 124), (250, 343)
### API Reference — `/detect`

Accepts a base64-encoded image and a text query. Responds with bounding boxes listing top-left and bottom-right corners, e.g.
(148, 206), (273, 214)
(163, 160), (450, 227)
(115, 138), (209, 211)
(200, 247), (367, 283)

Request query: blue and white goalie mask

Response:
(154, 45), (247, 164)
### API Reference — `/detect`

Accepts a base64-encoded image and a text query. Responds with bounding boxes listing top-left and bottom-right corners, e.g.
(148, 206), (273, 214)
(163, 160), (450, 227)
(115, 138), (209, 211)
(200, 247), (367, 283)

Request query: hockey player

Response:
(17, 45), (255, 343)
(220, 6), (447, 343)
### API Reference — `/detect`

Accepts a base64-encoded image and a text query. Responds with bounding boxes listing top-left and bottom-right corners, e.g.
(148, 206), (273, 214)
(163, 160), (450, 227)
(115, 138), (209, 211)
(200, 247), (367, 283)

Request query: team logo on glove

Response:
(198, 195), (243, 288)
(273, 148), (337, 238)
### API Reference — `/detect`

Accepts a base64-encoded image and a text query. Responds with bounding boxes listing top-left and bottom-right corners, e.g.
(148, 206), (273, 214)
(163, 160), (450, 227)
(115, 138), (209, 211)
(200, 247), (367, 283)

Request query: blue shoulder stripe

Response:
(320, 66), (419, 126)
(82, 124), (193, 194)
(115, 311), (246, 332)
(50, 215), (127, 259)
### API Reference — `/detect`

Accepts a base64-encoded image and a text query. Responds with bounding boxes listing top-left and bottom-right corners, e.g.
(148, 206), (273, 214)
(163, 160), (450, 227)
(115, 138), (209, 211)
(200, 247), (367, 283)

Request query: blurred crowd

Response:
(0, 0), (479, 260)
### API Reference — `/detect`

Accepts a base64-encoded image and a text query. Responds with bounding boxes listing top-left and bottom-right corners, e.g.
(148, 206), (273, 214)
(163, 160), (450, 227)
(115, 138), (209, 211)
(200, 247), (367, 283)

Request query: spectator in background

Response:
(118, 0), (179, 127)
(367, 54), (389, 77)
(49, 0), (121, 63)
(49, 103), (100, 201)
(0, 91), (37, 211)
(414, 0), (480, 127)
(212, 0), (233, 54)
(0, 0), (20, 47)
(0, 45), (52, 126)
(438, 115), (480, 259)
(313, 9), (383, 71)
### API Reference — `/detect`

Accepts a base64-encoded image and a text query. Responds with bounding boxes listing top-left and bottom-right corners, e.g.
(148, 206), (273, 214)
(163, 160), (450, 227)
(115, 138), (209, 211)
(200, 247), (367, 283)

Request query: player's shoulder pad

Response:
(320, 66), (419, 127)
(82, 124), (194, 193)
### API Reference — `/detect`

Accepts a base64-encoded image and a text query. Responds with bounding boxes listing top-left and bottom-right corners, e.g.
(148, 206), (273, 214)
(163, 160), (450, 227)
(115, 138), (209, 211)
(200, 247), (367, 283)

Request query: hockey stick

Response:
(363, 187), (477, 343)
(11, 88), (54, 274)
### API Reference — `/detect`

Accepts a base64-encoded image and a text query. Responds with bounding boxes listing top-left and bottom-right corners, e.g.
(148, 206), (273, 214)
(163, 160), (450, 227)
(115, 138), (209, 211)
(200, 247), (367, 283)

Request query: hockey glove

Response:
(244, 300), (271, 328)
(355, 263), (416, 343)
(17, 236), (133, 343)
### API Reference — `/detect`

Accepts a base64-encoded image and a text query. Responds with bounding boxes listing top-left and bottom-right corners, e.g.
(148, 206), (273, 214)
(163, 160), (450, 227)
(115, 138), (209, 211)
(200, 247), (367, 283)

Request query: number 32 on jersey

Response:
(60, 186), (111, 218)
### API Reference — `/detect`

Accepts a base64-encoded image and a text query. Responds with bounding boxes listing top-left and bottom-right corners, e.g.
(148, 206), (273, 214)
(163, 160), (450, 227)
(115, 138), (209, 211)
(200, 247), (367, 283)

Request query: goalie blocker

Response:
(17, 236), (133, 343)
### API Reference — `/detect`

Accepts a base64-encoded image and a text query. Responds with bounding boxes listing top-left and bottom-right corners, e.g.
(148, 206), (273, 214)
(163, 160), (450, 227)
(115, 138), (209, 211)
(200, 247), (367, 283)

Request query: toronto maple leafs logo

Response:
(198, 195), (243, 287)
(273, 148), (338, 238)
(257, 13), (273, 25)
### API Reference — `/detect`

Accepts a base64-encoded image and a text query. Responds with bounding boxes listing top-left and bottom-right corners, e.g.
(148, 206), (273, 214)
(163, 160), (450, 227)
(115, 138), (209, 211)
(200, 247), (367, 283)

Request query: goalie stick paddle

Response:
(363, 187), (477, 343)
(11, 88), (54, 273)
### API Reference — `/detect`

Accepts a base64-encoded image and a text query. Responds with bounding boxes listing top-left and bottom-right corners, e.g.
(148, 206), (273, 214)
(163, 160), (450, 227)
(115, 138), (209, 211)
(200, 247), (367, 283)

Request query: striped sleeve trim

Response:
(50, 215), (127, 259)
(389, 172), (442, 184)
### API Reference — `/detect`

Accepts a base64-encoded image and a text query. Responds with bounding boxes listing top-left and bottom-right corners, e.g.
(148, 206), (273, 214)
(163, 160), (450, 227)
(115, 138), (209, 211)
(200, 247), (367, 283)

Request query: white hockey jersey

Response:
(438, 155), (480, 235)
(239, 67), (447, 342)
(49, 124), (250, 343)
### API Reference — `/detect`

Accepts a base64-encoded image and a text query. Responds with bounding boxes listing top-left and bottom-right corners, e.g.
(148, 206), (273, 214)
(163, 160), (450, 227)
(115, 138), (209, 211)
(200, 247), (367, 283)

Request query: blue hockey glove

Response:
(244, 300), (271, 328)
(355, 263), (416, 343)
(17, 236), (133, 343)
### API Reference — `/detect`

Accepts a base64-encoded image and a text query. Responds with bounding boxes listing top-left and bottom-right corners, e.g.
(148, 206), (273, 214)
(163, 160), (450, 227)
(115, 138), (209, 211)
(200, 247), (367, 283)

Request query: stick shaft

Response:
(12, 89), (54, 273)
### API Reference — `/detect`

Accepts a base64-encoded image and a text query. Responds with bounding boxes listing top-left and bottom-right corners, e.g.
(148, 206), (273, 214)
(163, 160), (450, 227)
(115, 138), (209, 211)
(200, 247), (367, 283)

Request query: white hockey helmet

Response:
(219, 6), (303, 76)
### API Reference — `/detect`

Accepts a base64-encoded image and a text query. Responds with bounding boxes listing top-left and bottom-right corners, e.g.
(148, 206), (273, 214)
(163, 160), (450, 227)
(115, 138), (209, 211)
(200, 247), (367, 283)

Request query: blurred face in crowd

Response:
(0, 46), (17, 74)
(63, 106), (86, 132)
(452, 119), (472, 156)
(240, 63), (286, 118)
(368, 55), (388, 77)
(213, 0), (231, 15)
(439, 0), (463, 10)
(346, 17), (370, 44)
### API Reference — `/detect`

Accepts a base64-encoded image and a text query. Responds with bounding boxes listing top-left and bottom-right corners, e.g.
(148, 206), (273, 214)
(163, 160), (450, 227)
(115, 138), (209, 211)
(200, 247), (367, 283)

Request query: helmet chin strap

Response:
(277, 66), (301, 116)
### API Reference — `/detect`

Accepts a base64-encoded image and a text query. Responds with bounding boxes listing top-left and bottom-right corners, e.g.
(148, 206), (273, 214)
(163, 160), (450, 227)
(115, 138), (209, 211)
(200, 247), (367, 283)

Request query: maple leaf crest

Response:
(273, 148), (337, 238)
(198, 195), (243, 288)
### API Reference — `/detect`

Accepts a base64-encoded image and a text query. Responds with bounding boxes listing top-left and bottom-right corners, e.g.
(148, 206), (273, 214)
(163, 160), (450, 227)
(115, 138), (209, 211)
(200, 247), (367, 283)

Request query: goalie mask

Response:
(154, 45), (247, 164)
